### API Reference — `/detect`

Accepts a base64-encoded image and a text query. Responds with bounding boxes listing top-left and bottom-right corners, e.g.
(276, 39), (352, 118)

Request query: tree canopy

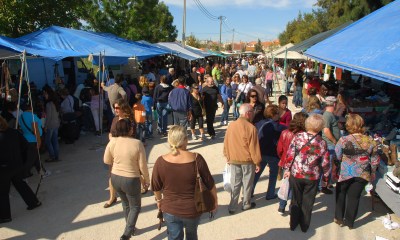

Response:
(0, 0), (83, 37)
(81, 0), (177, 43)
(0, 0), (178, 43)
(254, 39), (264, 53)
(278, 0), (393, 45)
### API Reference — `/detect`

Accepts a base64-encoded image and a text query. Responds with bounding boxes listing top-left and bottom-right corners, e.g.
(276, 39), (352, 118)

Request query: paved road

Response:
(2, 91), (399, 240)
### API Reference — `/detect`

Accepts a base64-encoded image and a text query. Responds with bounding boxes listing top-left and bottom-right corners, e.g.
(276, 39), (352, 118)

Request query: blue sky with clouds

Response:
(161, 0), (316, 43)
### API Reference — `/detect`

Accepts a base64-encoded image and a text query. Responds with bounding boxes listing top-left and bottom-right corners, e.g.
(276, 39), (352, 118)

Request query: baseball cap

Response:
(325, 96), (337, 106)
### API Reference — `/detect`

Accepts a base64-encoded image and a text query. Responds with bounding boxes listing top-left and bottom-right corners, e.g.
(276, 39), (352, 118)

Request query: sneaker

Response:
(210, 135), (216, 140)
(278, 208), (285, 215)
(199, 134), (206, 141)
(242, 202), (256, 211)
(321, 187), (333, 194)
(42, 170), (52, 178)
(191, 134), (198, 140)
(223, 120), (228, 125)
(220, 122), (224, 126)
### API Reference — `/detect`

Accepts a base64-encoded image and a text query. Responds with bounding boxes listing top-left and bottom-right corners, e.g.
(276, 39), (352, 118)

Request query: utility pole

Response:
(218, 16), (224, 50)
(182, 0), (186, 47)
(231, 28), (235, 52)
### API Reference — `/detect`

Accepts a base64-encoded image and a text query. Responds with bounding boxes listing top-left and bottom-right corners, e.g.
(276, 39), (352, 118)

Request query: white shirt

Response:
(238, 82), (253, 95)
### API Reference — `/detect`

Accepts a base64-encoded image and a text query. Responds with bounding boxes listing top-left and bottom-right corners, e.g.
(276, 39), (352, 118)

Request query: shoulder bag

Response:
(194, 153), (215, 213)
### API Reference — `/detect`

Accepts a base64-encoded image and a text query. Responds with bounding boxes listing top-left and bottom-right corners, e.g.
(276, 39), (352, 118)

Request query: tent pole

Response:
(15, 51), (26, 129)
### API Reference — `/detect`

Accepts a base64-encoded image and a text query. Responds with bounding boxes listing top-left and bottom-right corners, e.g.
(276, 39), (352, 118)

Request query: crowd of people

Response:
(0, 56), (381, 240)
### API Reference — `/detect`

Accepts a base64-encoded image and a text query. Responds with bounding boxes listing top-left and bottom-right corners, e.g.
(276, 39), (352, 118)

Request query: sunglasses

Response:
(114, 106), (120, 110)
(250, 95), (257, 98)
(193, 87), (199, 89)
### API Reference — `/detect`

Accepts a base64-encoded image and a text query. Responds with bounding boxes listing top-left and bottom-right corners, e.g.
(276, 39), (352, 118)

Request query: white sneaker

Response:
(224, 120), (228, 125)
(191, 134), (198, 140)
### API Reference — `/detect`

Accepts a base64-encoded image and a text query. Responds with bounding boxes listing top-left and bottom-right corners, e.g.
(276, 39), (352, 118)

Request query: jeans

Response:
(164, 213), (200, 240)
(145, 113), (153, 137)
(229, 164), (255, 211)
(266, 80), (273, 97)
(252, 156), (279, 198)
(136, 123), (145, 143)
(91, 107), (100, 131)
(111, 174), (141, 237)
(279, 188), (292, 210)
(335, 177), (367, 228)
(173, 111), (188, 128)
(286, 82), (293, 94)
(157, 102), (169, 134)
(45, 128), (59, 160)
(220, 99), (229, 123)
(232, 99), (239, 119)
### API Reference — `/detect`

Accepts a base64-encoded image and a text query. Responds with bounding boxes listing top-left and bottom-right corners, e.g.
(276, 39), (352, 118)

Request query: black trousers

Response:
(335, 177), (367, 228)
(24, 143), (43, 177)
(0, 170), (39, 219)
(289, 175), (318, 232)
(205, 108), (216, 136)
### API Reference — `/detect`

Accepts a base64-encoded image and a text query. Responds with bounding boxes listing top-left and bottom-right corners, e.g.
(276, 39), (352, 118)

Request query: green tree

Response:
(81, 0), (177, 43)
(186, 35), (201, 48)
(0, 0), (83, 37)
(254, 39), (264, 53)
(241, 43), (246, 52)
(225, 44), (232, 51)
(316, 0), (393, 29)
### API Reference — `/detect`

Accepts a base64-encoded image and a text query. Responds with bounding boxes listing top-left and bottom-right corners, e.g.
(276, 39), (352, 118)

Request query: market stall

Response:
(303, 1), (400, 216)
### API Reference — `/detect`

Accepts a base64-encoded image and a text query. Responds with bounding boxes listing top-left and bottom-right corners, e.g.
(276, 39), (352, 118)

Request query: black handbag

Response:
(193, 153), (215, 213)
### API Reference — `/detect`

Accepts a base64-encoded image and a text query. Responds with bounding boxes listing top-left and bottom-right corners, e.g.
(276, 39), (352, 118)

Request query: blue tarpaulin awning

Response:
(17, 26), (167, 64)
(304, 1), (400, 86)
(0, 35), (81, 60)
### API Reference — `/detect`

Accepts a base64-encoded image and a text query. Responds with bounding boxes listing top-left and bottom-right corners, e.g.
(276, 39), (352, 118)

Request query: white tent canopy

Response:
(271, 43), (294, 56)
(275, 51), (307, 60)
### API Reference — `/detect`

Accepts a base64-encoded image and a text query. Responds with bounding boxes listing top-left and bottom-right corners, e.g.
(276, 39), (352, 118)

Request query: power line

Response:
(192, 0), (219, 21)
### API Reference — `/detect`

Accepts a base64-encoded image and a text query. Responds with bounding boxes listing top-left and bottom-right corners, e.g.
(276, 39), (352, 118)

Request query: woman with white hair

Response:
(152, 125), (217, 240)
(283, 114), (330, 232)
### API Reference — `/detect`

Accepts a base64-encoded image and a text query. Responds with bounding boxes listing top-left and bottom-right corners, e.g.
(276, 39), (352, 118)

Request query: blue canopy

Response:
(18, 26), (167, 64)
(304, 1), (400, 86)
(0, 35), (81, 60)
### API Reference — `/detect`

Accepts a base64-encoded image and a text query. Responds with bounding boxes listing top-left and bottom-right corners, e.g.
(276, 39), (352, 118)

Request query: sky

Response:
(161, 0), (317, 43)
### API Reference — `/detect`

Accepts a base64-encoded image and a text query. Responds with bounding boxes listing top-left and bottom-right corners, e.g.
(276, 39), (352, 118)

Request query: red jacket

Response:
(277, 129), (297, 167)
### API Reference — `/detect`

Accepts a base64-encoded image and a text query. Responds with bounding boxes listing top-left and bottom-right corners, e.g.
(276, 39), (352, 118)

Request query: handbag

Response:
(194, 153), (215, 213)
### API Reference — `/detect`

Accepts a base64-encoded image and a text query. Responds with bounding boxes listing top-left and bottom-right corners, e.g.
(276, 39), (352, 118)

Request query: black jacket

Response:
(0, 128), (28, 172)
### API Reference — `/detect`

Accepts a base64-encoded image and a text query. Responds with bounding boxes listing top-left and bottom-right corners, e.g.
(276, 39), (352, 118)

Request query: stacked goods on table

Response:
(346, 91), (392, 113)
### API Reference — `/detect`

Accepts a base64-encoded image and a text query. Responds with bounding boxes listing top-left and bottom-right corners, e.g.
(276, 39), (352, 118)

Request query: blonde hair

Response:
(307, 95), (322, 113)
(139, 75), (149, 88)
(168, 125), (188, 156)
(305, 114), (325, 133)
(345, 113), (365, 134)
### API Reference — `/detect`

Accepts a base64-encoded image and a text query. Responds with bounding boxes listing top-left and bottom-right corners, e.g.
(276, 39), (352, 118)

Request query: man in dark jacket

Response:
(0, 116), (42, 223)
(202, 76), (223, 139)
(153, 76), (173, 135)
(168, 77), (192, 127)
